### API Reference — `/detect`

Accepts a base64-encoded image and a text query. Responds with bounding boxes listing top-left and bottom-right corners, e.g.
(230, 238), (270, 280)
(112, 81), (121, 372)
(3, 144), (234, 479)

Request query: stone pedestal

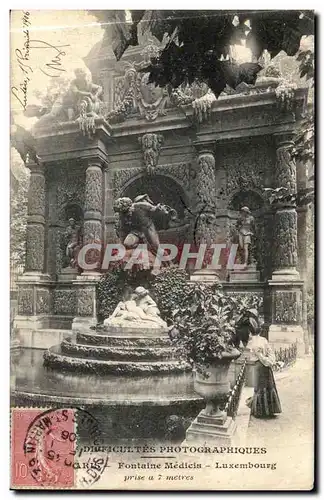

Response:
(268, 280), (305, 355)
(229, 264), (260, 282)
(72, 273), (101, 332)
(190, 269), (220, 282)
(186, 410), (236, 445)
(13, 272), (52, 347)
(58, 267), (79, 282)
(103, 324), (168, 337)
(268, 324), (304, 356)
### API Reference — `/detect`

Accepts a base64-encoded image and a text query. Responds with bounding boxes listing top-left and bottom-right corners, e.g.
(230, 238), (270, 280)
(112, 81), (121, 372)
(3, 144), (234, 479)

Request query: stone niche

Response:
(113, 169), (194, 249)
(198, 138), (275, 281)
(46, 163), (86, 278)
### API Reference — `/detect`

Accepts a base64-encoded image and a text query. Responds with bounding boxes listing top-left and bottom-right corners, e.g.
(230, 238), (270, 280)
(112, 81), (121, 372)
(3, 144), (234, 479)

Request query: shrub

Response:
(169, 284), (263, 367)
(149, 267), (190, 325)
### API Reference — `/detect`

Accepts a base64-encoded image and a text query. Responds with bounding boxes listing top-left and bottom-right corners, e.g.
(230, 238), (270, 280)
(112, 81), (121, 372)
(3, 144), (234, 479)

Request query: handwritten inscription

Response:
(11, 11), (69, 110)
(11, 11), (32, 109)
(29, 40), (70, 78)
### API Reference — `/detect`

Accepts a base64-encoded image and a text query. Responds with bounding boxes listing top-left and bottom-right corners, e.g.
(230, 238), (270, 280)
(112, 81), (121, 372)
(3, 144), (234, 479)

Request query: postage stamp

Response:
(11, 407), (109, 489)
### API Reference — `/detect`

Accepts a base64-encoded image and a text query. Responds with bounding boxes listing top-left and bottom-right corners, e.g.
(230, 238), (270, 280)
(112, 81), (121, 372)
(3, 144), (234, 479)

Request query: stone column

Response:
(297, 205), (309, 353)
(72, 158), (104, 332)
(191, 148), (219, 282)
(83, 161), (104, 250)
(103, 164), (116, 245)
(268, 134), (304, 354)
(195, 149), (217, 244)
(271, 134), (300, 280)
(296, 159), (310, 352)
(14, 162), (51, 347)
(25, 163), (46, 273)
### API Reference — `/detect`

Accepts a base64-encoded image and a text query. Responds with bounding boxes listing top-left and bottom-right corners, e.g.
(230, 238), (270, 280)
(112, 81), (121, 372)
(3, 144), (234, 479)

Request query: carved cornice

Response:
(273, 132), (296, 147)
(33, 117), (112, 140)
(83, 155), (109, 170)
(42, 148), (109, 169)
(26, 162), (45, 174)
(110, 88), (307, 142)
(193, 142), (216, 156)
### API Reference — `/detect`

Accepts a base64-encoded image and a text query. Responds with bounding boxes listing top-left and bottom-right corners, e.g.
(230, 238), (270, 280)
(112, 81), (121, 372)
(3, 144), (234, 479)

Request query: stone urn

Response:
(193, 349), (241, 417)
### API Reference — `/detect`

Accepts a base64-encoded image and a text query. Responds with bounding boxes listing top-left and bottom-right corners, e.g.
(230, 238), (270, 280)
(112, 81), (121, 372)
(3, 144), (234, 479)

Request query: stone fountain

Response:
(43, 286), (189, 376)
(11, 32), (308, 440)
(12, 195), (205, 439)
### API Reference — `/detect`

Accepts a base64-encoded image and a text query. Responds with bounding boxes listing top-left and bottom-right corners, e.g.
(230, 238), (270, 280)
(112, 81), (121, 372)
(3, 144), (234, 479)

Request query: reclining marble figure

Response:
(104, 286), (167, 329)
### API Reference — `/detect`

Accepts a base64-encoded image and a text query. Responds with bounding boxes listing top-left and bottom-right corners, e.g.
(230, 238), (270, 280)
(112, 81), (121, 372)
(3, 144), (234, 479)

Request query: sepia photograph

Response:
(9, 8), (315, 490)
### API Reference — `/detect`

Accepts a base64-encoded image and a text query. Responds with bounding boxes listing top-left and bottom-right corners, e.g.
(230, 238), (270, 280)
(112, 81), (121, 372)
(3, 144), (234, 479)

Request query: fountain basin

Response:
(11, 348), (204, 439)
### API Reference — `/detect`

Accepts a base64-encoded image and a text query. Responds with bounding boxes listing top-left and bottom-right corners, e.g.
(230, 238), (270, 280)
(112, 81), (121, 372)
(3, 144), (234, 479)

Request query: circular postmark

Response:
(23, 407), (109, 488)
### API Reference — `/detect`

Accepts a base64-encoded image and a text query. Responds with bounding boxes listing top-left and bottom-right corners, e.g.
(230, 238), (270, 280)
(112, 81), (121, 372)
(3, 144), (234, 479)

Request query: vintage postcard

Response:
(10, 9), (315, 490)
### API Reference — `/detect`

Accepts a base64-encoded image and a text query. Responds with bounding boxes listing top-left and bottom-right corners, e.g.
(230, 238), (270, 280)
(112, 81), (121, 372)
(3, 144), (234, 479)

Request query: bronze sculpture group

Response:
(113, 193), (177, 256)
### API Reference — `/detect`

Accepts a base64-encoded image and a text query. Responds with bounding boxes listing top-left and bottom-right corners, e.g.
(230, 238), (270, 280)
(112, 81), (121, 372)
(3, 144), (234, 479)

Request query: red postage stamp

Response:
(11, 408), (76, 488)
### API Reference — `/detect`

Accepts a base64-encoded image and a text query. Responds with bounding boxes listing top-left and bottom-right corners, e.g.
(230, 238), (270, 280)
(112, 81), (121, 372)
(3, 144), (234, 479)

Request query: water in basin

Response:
(11, 348), (200, 404)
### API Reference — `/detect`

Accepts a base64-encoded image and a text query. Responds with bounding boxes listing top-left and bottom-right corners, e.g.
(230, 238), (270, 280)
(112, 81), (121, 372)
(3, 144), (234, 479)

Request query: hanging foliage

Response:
(94, 10), (314, 95)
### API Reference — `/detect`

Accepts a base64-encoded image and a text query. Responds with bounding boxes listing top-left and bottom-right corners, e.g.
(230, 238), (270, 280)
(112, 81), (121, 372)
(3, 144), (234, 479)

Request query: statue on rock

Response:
(236, 206), (255, 266)
(65, 67), (103, 137)
(113, 194), (177, 257)
(104, 286), (167, 329)
(65, 67), (103, 121)
(30, 67), (103, 135)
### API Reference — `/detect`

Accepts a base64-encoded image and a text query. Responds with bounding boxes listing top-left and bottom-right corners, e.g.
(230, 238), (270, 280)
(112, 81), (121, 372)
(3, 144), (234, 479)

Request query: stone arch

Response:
(228, 189), (265, 212)
(64, 202), (84, 222)
(58, 201), (84, 225)
(117, 172), (192, 246)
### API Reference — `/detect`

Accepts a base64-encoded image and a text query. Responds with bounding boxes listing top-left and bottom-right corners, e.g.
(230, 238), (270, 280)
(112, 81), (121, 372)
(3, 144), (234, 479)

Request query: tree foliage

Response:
(293, 37), (314, 167)
(99, 10), (314, 95)
(32, 75), (72, 110)
(294, 110), (314, 165)
(10, 167), (29, 267)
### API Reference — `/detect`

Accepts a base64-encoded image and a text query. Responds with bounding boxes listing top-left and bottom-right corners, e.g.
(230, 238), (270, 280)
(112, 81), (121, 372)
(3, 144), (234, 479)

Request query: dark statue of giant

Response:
(113, 194), (177, 255)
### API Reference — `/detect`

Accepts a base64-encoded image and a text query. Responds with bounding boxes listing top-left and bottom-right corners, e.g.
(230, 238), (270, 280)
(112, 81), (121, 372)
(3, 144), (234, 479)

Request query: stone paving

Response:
(246, 355), (314, 489)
